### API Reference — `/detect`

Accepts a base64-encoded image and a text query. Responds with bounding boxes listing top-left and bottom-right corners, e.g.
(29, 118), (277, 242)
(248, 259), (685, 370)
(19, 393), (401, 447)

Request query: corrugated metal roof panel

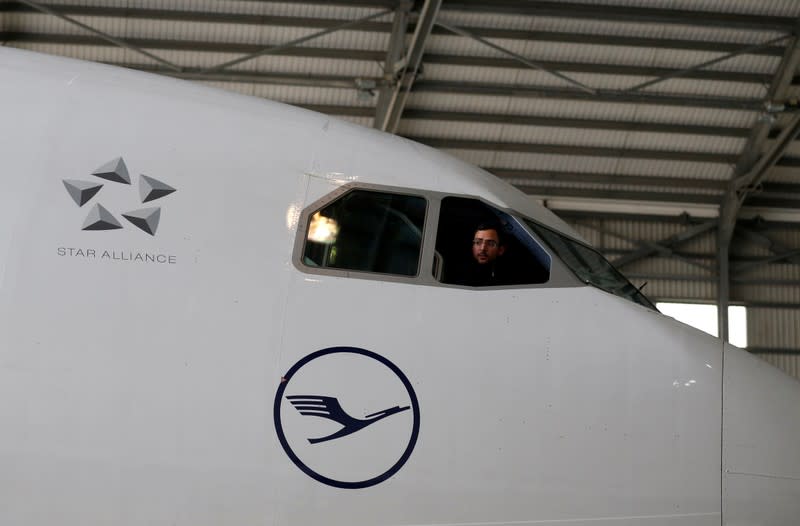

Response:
(622, 257), (717, 280)
(735, 283), (800, 305)
(766, 168), (800, 184)
(407, 94), (758, 128)
(93, 0), (392, 19)
(427, 33), (781, 73)
(640, 279), (716, 301)
(612, 158), (733, 180)
(444, 150), (733, 180)
(401, 119), (744, 154)
(552, 0), (800, 17)
(735, 262), (800, 283)
(620, 132), (743, 154)
(632, 105), (758, 127)
(640, 78), (767, 99)
(440, 10), (788, 45)
(780, 142), (800, 157)
(420, 64), (768, 98)
(221, 83), (372, 108)
(505, 180), (722, 197)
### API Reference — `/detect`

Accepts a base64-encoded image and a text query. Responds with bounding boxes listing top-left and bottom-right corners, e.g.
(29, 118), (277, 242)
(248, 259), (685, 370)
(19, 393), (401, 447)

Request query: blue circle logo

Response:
(274, 347), (420, 489)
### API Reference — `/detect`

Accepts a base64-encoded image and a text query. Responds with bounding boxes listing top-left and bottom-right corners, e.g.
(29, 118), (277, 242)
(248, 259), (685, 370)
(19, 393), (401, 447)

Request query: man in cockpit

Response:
(453, 221), (508, 287)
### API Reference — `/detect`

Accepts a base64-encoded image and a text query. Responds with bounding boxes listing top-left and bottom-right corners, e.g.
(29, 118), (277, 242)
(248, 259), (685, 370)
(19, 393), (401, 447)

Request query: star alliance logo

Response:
(62, 157), (176, 236)
(274, 347), (420, 489)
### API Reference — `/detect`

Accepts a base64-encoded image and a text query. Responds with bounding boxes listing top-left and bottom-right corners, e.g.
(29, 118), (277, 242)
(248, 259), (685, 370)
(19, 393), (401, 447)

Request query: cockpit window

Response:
(434, 196), (550, 286)
(522, 218), (656, 309)
(302, 189), (426, 277)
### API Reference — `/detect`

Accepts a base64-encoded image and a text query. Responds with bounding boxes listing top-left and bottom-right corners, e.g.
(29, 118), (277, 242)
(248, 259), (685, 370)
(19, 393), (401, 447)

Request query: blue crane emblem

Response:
(286, 395), (410, 444)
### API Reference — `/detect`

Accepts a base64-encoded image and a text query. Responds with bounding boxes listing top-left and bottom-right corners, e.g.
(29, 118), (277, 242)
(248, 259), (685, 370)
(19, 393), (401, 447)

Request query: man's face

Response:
(472, 228), (505, 265)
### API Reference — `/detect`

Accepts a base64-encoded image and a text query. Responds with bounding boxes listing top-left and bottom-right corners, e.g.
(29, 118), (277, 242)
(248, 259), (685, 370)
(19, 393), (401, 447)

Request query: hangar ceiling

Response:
(2, 0), (800, 354)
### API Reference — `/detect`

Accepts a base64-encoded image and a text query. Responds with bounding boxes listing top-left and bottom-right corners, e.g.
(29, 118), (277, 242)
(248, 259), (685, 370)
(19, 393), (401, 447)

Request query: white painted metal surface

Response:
(1, 48), (799, 525)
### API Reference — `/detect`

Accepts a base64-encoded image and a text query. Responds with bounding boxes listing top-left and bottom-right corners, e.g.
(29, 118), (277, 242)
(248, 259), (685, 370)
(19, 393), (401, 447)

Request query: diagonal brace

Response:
(435, 20), (596, 95)
(626, 34), (791, 92)
(580, 221), (716, 272)
(17, 0), (182, 71)
(203, 9), (392, 73)
(610, 219), (718, 269)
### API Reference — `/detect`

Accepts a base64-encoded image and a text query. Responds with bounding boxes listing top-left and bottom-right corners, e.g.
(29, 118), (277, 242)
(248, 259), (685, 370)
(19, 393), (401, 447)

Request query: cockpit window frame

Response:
(520, 217), (657, 310)
(292, 183), (591, 291)
(292, 183), (433, 284)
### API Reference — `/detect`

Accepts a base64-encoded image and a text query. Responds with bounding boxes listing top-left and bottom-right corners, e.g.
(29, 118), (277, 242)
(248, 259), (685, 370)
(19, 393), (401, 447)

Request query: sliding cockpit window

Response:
(301, 189), (427, 277)
(522, 219), (656, 310)
(434, 196), (551, 287)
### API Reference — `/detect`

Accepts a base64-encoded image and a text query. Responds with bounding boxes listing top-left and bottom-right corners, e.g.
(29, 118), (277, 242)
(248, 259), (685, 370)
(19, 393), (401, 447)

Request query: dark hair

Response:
(474, 221), (505, 245)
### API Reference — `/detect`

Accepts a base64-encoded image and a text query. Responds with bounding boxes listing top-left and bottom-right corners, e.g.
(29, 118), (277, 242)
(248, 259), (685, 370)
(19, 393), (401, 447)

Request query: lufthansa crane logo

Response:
(274, 347), (420, 489)
(62, 157), (177, 236)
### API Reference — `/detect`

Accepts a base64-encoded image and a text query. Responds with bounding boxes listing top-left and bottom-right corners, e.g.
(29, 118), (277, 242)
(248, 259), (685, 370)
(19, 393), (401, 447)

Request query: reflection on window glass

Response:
(523, 219), (655, 310)
(303, 190), (426, 277)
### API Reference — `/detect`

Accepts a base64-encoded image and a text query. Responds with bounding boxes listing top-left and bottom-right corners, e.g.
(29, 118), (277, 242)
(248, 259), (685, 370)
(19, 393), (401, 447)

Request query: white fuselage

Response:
(1, 48), (799, 526)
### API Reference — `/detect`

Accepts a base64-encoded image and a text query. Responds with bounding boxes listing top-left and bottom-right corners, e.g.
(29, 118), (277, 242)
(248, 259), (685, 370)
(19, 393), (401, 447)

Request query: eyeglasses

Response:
(472, 239), (498, 248)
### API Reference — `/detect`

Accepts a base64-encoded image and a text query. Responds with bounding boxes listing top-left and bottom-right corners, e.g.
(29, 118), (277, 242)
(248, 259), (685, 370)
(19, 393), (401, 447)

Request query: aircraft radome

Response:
(1, 48), (799, 526)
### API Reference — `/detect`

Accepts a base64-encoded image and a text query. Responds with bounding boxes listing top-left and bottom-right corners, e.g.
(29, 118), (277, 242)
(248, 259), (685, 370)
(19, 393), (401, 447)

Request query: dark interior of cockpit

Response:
(434, 196), (551, 286)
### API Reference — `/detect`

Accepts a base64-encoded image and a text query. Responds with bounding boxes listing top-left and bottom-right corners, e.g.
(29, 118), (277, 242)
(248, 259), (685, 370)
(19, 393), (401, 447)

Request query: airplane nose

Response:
(722, 343), (800, 525)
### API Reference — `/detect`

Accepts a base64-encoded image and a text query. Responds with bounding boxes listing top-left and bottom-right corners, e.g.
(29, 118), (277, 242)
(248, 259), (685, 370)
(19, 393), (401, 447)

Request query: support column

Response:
(718, 234), (730, 343)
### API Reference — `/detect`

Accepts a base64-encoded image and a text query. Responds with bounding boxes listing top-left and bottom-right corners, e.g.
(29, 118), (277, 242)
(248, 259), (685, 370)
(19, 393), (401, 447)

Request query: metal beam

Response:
(14, 0), (182, 71)
(201, 9), (392, 72)
(136, 67), (381, 89)
(732, 249), (800, 274)
(423, 53), (780, 84)
(0, 3), (786, 57)
(577, 221), (716, 272)
(719, 35), (800, 247)
(622, 274), (800, 287)
(439, 1), (799, 31)
(4, 30), (781, 84)
(492, 169), (728, 190)
(0, 34), (769, 110)
(522, 186), (721, 205)
(717, 31), (800, 341)
(734, 225), (800, 266)
(525, 185), (799, 209)
(625, 34), (792, 92)
(748, 347), (800, 355)
(0, 32), (389, 59)
(610, 220), (718, 268)
(377, 0), (441, 132)
(559, 210), (800, 228)
(732, 114), (800, 197)
(435, 20), (595, 94)
(718, 238), (730, 342)
(560, 210), (714, 224)
(410, 80), (764, 110)
(409, 137), (739, 163)
(374, 1), (411, 129)
(402, 111), (749, 137)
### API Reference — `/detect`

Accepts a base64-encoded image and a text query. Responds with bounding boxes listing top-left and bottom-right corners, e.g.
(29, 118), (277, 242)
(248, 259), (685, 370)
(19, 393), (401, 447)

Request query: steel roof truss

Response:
(374, 1), (412, 129)
(16, 0), (181, 71)
(201, 9), (392, 73)
(625, 34), (792, 92)
(610, 220), (718, 269)
(377, 0), (442, 133)
(434, 20), (596, 95)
